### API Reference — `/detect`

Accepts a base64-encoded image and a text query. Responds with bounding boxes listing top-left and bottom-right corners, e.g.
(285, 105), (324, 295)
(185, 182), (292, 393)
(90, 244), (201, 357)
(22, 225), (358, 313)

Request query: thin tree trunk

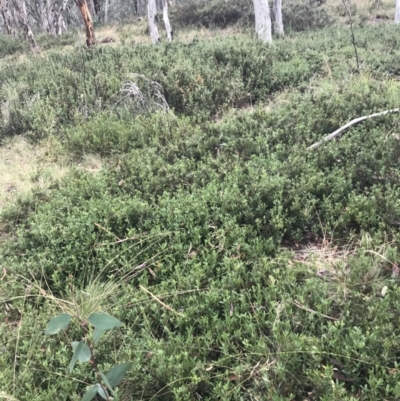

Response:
(93, 0), (100, 21)
(163, 0), (172, 41)
(395, 0), (400, 23)
(253, 0), (272, 43)
(0, 0), (15, 35)
(37, 0), (48, 32)
(54, 0), (69, 35)
(13, 0), (39, 52)
(104, 0), (108, 22)
(76, 0), (95, 46)
(148, 0), (159, 44)
(273, 0), (284, 36)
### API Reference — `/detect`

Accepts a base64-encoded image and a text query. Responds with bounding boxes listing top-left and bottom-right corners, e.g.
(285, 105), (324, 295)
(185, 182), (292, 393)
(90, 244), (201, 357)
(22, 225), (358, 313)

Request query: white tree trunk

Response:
(148, 0), (159, 44)
(273, 0), (284, 36)
(163, 0), (172, 41)
(104, 0), (108, 22)
(0, 0), (15, 35)
(54, 0), (69, 35)
(13, 0), (39, 51)
(395, 0), (400, 23)
(253, 0), (272, 43)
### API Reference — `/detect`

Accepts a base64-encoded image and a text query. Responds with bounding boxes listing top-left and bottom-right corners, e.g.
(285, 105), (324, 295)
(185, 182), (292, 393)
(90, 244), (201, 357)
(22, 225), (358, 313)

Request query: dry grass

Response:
(0, 137), (104, 211)
(0, 137), (68, 210)
(289, 234), (391, 305)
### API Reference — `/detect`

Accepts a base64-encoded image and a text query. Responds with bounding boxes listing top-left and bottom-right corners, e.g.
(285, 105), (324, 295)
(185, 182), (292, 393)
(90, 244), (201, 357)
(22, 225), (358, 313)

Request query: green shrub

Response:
(4, 24), (400, 401)
(36, 31), (79, 50)
(0, 34), (28, 58)
(171, 0), (254, 28)
(283, 0), (336, 32)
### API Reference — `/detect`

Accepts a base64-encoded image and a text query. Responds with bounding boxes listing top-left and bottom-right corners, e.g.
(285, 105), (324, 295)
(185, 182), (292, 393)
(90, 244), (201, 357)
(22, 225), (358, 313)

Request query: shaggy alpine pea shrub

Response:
(3, 25), (400, 401)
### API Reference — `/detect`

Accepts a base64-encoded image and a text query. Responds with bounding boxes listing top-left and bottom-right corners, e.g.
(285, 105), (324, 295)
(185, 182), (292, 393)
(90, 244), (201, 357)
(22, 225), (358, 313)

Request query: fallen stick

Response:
(292, 300), (338, 321)
(140, 285), (184, 317)
(307, 108), (400, 150)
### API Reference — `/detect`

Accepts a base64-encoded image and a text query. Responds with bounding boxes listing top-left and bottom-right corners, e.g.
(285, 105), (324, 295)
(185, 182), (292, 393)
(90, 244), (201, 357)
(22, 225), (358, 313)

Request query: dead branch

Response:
(307, 108), (400, 150)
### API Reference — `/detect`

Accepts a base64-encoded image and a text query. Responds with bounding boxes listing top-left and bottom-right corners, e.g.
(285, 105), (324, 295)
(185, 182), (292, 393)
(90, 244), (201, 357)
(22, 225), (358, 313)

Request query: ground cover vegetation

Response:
(2, 2), (400, 399)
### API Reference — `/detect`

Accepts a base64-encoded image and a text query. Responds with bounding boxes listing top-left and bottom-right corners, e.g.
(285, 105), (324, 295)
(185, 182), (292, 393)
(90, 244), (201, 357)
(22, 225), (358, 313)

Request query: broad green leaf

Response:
(96, 384), (109, 400)
(106, 363), (133, 387)
(69, 340), (84, 373)
(44, 313), (71, 335)
(81, 384), (98, 401)
(92, 327), (105, 345)
(88, 312), (123, 331)
(100, 371), (114, 392)
(71, 341), (91, 362)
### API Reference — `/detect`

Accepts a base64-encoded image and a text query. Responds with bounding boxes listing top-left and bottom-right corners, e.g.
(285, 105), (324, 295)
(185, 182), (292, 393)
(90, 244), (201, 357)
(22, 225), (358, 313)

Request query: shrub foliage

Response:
(2, 25), (400, 401)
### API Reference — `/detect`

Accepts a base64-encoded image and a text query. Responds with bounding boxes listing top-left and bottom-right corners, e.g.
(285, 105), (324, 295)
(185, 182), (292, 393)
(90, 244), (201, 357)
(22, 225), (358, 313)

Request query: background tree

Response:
(148, 0), (159, 44)
(13, 0), (39, 51)
(76, 0), (95, 46)
(395, 0), (400, 23)
(163, 0), (172, 41)
(0, 0), (15, 35)
(273, 0), (284, 36)
(253, 0), (272, 42)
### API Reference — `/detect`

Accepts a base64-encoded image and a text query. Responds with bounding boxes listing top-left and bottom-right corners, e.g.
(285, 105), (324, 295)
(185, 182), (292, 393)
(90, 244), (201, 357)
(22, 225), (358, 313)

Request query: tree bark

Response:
(273, 0), (284, 36)
(253, 0), (272, 43)
(148, 0), (159, 44)
(395, 0), (400, 23)
(104, 0), (109, 22)
(93, 0), (101, 21)
(163, 0), (172, 41)
(0, 0), (15, 35)
(54, 0), (69, 35)
(13, 0), (39, 52)
(76, 0), (95, 46)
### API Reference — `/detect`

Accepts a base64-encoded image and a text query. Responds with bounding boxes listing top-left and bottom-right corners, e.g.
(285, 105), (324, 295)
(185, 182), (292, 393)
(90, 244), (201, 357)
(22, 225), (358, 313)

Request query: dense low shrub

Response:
(0, 34), (28, 57)
(170, 0), (335, 32)
(3, 25), (400, 401)
(283, 0), (336, 32)
(170, 0), (254, 28)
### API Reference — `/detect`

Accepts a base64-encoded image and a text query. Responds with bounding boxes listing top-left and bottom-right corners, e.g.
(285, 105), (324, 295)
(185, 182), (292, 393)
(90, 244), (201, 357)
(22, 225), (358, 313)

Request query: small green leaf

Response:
(92, 327), (105, 345)
(71, 341), (91, 362)
(88, 312), (123, 331)
(81, 384), (98, 401)
(45, 313), (71, 335)
(69, 340), (85, 373)
(106, 362), (133, 387)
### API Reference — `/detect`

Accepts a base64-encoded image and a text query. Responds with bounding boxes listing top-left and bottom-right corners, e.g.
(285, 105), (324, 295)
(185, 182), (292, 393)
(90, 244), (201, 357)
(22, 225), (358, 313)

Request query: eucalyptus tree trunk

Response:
(163, 0), (172, 41)
(13, 0), (39, 51)
(54, 0), (69, 35)
(104, 0), (109, 22)
(395, 0), (400, 23)
(273, 0), (284, 36)
(93, 0), (101, 21)
(76, 0), (95, 46)
(37, 0), (48, 32)
(148, 0), (159, 44)
(0, 0), (15, 35)
(253, 0), (272, 43)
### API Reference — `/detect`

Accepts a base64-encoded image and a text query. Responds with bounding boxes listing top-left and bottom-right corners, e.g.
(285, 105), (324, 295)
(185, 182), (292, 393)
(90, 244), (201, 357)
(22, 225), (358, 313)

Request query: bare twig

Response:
(139, 285), (184, 317)
(115, 73), (170, 115)
(307, 108), (400, 150)
(341, 0), (360, 72)
(292, 300), (339, 321)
